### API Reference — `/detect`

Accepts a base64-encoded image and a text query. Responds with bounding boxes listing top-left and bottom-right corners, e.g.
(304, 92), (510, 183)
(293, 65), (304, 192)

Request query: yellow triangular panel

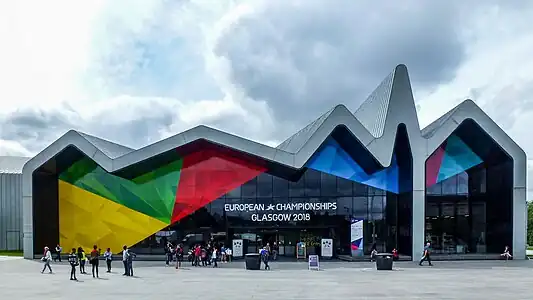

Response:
(58, 180), (169, 253)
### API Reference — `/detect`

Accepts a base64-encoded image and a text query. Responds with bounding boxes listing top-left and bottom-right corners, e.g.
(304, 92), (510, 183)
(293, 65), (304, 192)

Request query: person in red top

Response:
(194, 245), (201, 267)
(392, 248), (399, 261)
(90, 245), (100, 278)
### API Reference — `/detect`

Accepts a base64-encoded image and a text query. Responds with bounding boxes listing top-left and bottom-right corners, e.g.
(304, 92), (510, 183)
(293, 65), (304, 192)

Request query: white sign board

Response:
(321, 238), (333, 258)
(308, 255), (320, 271)
(350, 218), (364, 256)
(232, 239), (243, 258)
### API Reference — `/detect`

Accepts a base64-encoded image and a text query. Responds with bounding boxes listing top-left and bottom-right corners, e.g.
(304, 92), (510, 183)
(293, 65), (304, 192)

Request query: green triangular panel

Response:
(60, 157), (182, 223)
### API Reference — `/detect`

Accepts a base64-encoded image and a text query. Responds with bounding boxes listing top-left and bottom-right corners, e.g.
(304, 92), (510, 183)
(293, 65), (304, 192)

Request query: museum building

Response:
(21, 65), (527, 261)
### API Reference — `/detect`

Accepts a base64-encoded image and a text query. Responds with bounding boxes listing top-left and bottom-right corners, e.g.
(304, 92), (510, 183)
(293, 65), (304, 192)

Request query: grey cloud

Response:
(0, 100), (275, 156)
(215, 0), (468, 128)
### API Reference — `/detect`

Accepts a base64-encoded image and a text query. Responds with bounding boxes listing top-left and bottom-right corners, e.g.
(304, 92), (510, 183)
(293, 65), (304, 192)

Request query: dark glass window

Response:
(226, 185), (241, 198)
(256, 173), (273, 198)
(304, 170), (321, 197)
(441, 176), (457, 195)
(337, 177), (353, 197)
(336, 197), (352, 216)
(273, 176), (289, 197)
(353, 196), (368, 219)
(210, 197), (225, 219)
(320, 172), (337, 197)
(353, 182), (368, 196)
(289, 175), (305, 197)
(426, 182), (442, 195)
(457, 172), (468, 195)
(241, 177), (257, 198)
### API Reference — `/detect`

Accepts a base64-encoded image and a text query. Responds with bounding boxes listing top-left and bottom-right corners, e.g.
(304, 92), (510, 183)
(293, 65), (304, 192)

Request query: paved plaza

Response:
(1, 258), (533, 299)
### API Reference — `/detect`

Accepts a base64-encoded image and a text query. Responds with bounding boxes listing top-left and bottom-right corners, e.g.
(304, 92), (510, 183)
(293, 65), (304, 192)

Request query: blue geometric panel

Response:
(436, 135), (483, 183)
(306, 138), (400, 193)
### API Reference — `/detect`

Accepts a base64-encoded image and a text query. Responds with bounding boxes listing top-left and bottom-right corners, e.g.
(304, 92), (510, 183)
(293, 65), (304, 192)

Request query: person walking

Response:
(54, 244), (62, 262)
(122, 245), (130, 276)
(501, 246), (512, 261)
(41, 246), (53, 274)
(260, 247), (270, 270)
(104, 248), (113, 272)
(90, 245), (100, 278)
(68, 248), (79, 280)
(419, 242), (433, 266)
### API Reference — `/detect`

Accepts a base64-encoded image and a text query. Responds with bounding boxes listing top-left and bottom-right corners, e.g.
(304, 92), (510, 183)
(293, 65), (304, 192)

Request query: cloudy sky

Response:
(0, 0), (532, 196)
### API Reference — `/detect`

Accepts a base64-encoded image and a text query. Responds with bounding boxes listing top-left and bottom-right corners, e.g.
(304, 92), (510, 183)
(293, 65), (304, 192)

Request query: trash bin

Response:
(375, 253), (393, 270)
(244, 253), (261, 270)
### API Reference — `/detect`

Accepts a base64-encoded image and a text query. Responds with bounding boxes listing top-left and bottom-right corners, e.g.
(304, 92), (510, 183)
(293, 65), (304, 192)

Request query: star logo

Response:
(266, 204), (275, 210)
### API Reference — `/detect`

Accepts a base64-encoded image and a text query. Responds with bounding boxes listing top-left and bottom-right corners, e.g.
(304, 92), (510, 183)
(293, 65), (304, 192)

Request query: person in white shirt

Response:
(501, 246), (512, 261)
(104, 248), (113, 272)
(211, 247), (218, 268)
(225, 247), (232, 263)
(41, 246), (53, 274)
(122, 245), (130, 276)
(54, 244), (62, 262)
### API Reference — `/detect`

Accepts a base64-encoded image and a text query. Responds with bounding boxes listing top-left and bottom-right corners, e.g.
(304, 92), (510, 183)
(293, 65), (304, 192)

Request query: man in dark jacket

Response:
(419, 242), (433, 266)
(68, 248), (79, 281)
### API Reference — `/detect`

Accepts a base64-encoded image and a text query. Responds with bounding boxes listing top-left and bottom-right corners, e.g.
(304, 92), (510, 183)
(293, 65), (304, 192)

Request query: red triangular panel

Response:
(171, 149), (266, 223)
(425, 144), (445, 187)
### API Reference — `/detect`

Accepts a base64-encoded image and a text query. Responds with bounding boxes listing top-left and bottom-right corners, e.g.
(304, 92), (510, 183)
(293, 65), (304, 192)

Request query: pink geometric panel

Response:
(425, 145), (445, 187)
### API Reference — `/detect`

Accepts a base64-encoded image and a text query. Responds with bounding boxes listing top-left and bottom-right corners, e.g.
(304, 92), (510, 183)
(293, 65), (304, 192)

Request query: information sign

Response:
(296, 242), (306, 260)
(321, 238), (333, 258)
(232, 239), (243, 258)
(308, 254), (320, 270)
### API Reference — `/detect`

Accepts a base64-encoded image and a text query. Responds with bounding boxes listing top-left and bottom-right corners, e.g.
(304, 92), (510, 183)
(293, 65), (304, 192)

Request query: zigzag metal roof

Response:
(22, 65), (527, 190)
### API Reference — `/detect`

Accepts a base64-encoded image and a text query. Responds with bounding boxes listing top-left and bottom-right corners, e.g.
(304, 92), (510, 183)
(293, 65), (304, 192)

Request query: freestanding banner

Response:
(321, 238), (333, 258)
(296, 242), (306, 260)
(350, 218), (364, 256)
(308, 254), (320, 270)
(232, 239), (243, 258)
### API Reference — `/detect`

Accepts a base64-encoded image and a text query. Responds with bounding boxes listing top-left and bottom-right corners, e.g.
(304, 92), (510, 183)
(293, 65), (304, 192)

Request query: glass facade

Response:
(128, 127), (414, 257)
(33, 119), (516, 259)
(425, 126), (513, 255)
(132, 168), (412, 257)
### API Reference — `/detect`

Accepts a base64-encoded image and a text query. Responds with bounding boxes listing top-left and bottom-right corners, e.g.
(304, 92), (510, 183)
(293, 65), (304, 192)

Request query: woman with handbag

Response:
(40, 246), (53, 274)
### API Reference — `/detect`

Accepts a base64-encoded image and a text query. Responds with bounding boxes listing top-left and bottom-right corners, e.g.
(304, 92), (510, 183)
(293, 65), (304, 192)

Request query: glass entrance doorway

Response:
(229, 227), (336, 258)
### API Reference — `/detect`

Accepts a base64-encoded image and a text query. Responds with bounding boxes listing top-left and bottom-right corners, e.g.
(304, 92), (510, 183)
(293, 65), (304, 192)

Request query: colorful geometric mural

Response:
(58, 180), (168, 254)
(172, 150), (266, 223)
(58, 150), (264, 252)
(425, 134), (483, 187)
(306, 138), (400, 193)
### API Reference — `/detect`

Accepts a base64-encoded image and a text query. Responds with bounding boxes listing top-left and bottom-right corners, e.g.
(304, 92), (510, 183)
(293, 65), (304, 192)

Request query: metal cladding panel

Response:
(0, 173), (23, 251)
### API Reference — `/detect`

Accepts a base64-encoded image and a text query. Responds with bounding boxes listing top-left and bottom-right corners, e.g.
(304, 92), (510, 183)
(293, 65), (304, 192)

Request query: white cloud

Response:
(0, 0), (532, 197)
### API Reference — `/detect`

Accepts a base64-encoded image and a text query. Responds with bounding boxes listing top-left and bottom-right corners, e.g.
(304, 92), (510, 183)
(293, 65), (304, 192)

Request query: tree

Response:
(527, 202), (533, 246)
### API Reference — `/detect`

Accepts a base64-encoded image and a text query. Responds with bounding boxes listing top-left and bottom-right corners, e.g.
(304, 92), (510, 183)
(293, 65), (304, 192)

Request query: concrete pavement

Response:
(1, 259), (533, 299)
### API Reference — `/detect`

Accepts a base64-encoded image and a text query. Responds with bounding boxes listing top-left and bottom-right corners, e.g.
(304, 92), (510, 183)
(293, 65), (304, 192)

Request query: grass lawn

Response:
(0, 250), (23, 256)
